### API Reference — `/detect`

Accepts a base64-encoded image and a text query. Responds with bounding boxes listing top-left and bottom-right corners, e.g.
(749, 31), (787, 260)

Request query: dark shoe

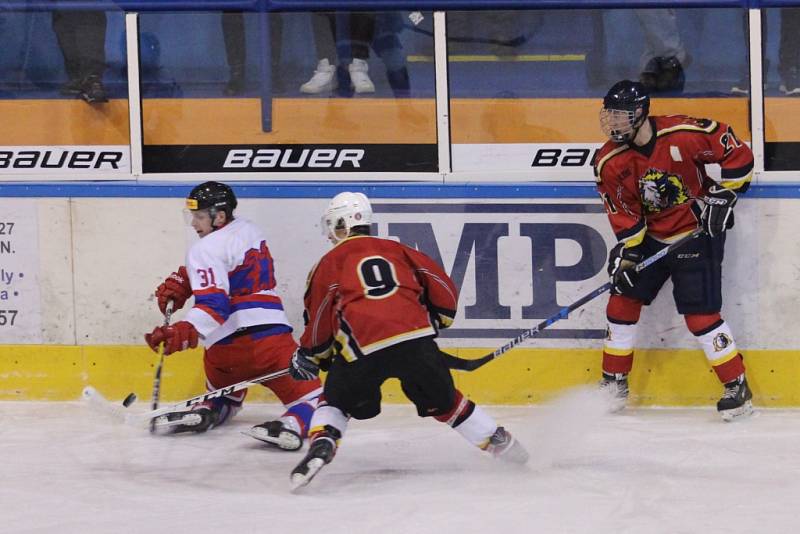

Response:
(290, 426), (340, 490)
(223, 64), (245, 96)
(60, 79), (82, 96)
(717, 374), (754, 422)
(79, 75), (108, 104)
(640, 56), (685, 93)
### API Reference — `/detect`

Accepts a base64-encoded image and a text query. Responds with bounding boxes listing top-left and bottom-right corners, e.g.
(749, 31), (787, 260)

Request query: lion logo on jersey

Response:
(638, 168), (690, 214)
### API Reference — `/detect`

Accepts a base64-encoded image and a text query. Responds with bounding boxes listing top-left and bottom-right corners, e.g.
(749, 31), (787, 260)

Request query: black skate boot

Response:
(152, 399), (239, 434)
(153, 407), (219, 434)
(599, 372), (629, 412)
(485, 426), (529, 465)
(717, 374), (753, 422)
(245, 420), (303, 451)
(290, 426), (341, 490)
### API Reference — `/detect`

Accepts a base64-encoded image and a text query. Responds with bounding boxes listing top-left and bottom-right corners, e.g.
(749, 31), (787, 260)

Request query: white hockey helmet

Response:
(322, 192), (373, 243)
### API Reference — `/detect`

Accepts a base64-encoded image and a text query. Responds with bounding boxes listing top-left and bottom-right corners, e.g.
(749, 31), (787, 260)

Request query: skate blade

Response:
(720, 400), (754, 422)
(242, 427), (302, 451)
(290, 458), (325, 492)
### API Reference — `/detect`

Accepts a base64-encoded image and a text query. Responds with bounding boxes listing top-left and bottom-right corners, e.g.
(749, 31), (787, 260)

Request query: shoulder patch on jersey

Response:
(595, 144), (630, 181)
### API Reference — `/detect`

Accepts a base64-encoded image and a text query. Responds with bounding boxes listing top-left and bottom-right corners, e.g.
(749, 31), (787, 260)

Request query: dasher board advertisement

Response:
(0, 200), (41, 343)
(0, 146), (130, 176)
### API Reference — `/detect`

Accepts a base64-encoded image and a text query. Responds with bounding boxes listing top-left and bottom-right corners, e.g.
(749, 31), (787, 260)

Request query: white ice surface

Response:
(3, 388), (799, 534)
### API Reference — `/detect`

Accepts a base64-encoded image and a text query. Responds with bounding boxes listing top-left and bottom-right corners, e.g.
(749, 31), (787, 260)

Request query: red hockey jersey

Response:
(594, 115), (754, 244)
(299, 235), (458, 364)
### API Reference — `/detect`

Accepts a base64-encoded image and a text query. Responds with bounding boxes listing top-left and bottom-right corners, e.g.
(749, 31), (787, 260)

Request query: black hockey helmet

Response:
(600, 80), (650, 143)
(186, 181), (237, 222)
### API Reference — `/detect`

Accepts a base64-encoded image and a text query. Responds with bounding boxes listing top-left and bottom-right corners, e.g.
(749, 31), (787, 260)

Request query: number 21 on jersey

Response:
(357, 256), (399, 299)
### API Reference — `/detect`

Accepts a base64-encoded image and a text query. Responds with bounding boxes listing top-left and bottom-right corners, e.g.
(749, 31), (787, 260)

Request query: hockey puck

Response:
(122, 392), (137, 407)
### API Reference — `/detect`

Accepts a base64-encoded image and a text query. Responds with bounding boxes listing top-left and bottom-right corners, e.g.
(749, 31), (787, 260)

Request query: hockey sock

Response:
(307, 402), (349, 443)
(603, 295), (641, 374)
(602, 321), (637, 374)
(435, 390), (496, 448)
(687, 314), (745, 383)
(280, 401), (316, 438)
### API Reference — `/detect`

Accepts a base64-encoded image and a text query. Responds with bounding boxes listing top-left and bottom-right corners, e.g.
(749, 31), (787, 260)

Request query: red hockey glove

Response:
(145, 321), (199, 355)
(155, 266), (192, 314)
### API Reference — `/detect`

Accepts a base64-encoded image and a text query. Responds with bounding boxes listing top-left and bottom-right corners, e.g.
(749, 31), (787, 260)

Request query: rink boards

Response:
(0, 191), (798, 405)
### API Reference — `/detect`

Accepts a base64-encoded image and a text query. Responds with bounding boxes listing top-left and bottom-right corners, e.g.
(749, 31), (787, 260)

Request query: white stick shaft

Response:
(137, 368), (291, 421)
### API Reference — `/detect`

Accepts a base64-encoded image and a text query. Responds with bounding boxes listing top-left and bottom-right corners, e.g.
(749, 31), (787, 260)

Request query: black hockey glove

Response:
(607, 242), (644, 296)
(701, 185), (737, 238)
(290, 347), (319, 381)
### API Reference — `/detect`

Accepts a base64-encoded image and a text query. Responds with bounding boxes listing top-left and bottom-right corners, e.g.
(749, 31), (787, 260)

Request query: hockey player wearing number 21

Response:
(595, 80), (755, 421)
(287, 192), (529, 490)
(144, 181), (322, 448)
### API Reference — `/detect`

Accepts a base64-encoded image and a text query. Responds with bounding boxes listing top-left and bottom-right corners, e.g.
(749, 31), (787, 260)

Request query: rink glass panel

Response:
(138, 11), (437, 174)
(762, 7), (800, 170)
(0, 8), (130, 174)
(446, 8), (752, 173)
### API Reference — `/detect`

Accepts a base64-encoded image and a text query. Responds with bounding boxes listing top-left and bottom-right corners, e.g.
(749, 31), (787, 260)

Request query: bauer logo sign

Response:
(143, 144), (437, 173)
(452, 143), (602, 177)
(370, 202), (614, 340)
(0, 146), (129, 174)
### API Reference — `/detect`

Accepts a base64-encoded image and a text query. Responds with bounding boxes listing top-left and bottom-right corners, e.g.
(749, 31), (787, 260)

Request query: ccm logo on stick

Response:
(0, 149), (123, 169)
(223, 148), (365, 169)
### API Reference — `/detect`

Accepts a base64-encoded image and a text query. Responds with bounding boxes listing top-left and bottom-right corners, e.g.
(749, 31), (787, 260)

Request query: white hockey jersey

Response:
(184, 218), (291, 347)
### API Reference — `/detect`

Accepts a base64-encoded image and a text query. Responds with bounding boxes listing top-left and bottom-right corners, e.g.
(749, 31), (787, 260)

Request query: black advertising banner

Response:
(765, 142), (800, 171)
(143, 144), (438, 173)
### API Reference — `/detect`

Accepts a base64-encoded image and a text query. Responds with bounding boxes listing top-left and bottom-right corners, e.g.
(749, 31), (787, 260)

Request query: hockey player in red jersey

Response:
(287, 192), (528, 489)
(144, 181), (321, 448)
(595, 80), (754, 421)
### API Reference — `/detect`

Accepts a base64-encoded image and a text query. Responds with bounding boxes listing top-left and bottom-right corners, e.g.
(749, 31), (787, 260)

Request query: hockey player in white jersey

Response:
(144, 181), (321, 450)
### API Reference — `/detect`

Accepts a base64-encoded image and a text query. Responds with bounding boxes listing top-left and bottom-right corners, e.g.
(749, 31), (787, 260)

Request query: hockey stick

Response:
(141, 368), (291, 423)
(82, 368), (291, 427)
(149, 300), (174, 433)
(441, 229), (704, 372)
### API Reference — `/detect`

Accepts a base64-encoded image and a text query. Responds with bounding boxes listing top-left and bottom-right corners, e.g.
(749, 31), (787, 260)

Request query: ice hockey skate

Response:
(599, 372), (629, 413)
(485, 426), (529, 464)
(244, 420), (303, 451)
(290, 430), (339, 491)
(717, 374), (754, 422)
(152, 407), (218, 433)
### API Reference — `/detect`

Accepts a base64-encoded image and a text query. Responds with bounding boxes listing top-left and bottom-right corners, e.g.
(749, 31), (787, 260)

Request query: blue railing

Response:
(4, 0), (798, 12)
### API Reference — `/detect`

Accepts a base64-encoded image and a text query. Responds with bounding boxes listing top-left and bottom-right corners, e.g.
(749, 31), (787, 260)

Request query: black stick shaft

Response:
(443, 229), (703, 372)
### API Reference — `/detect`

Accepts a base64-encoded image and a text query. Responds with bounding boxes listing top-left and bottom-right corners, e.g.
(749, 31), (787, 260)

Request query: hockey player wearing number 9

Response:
(595, 80), (754, 421)
(144, 181), (322, 448)
(287, 192), (529, 490)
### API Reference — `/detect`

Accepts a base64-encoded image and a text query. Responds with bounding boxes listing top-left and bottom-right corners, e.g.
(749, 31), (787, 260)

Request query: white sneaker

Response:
(300, 59), (337, 94)
(348, 58), (375, 93)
